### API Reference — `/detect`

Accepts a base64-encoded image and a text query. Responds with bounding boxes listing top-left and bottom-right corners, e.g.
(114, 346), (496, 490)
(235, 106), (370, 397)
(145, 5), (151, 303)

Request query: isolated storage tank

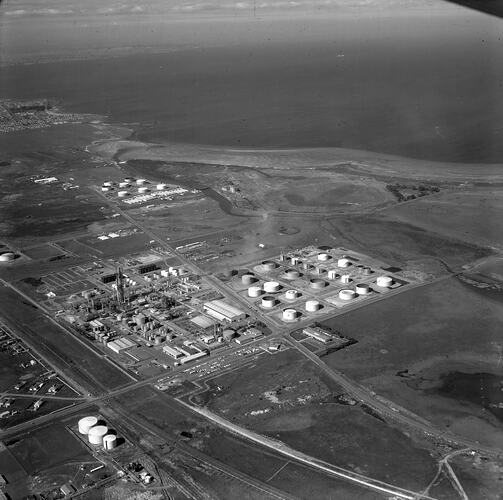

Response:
(222, 329), (236, 340)
(309, 278), (326, 290)
(340, 274), (351, 284)
(327, 269), (338, 280)
(138, 187), (149, 194)
(88, 425), (108, 445)
(355, 283), (371, 295)
(317, 253), (329, 262)
(118, 190), (128, 198)
(264, 281), (280, 293)
(103, 434), (117, 450)
(261, 296), (276, 308)
(248, 285), (262, 298)
(0, 252), (15, 262)
(339, 289), (356, 301)
(305, 300), (321, 312)
(241, 274), (256, 285)
(262, 261), (277, 272)
(78, 416), (98, 435)
(282, 309), (298, 321)
(285, 289), (299, 300)
(337, 258), (350, 268)
(284, 269), (300, 280)
(377, 276), (394, 288)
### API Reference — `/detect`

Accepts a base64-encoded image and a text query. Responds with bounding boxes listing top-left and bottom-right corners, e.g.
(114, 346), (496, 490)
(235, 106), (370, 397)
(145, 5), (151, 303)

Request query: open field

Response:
(193, 348), (446, 493)
(320, 277), (503, 448)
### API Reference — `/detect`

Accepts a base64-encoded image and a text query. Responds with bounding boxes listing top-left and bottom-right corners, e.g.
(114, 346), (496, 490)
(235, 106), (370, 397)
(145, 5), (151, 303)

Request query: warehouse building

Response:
(203, 299), (246, 323)
(303, 326), (333, 344)
(190, 314), (217, 331)
(107, 337), (137, 353)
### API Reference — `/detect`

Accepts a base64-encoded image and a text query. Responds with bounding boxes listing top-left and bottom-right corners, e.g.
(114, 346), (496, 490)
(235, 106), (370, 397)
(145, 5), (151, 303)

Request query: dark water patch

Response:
(435, 372), (503, 421)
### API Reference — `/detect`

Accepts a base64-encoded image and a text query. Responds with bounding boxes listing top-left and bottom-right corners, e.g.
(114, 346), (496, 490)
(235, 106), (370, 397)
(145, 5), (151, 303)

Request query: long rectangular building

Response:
(203, 299), (246, 323)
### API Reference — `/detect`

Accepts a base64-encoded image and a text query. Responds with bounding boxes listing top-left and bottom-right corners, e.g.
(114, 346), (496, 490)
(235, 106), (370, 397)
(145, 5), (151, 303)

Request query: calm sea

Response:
(1, 12), (502, 163)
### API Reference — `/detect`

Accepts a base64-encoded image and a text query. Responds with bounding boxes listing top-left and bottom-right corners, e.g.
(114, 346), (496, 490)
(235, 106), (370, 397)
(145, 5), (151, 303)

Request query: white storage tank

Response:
(0, 252), (15, 262)
(78, 416), (98, 435)
(103, 434), (118, 450)
(376, 276), (394, 288)
(284, 269), (300, 280)
(285, 289), (299, 300)
(309, 278), (326, 290)
(136, 178), (147, 185)
(262, 261), (277, 272)
(118, 182), (130, 188)
(305, 300), (321, 312)
(317, 253), (329, 262)
(261, 296), (276, 308)
(337, 258), (351, 268)
(327, 269), (338, 280)
(118, 190), (128, 197)
(264, 281), (280, 293)
(282, 309), (298, 321)
(339, 289), (356, 301)
(248, 285), (262, 298)
(340, 274), (351, 284)
(138, 187), (149, 194)
(88, 425), (108, 445)
(355, 283), (371, 295)
(103, 181), (113, 187)
(156, 183), (167, 190)
(242, 274), (256, 285)
(290, 256), (300, 265)
(101, 186), (110, 192)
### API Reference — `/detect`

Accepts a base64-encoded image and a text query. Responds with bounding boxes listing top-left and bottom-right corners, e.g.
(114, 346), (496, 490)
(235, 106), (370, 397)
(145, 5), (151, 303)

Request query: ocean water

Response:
(1, 12), (502, 163)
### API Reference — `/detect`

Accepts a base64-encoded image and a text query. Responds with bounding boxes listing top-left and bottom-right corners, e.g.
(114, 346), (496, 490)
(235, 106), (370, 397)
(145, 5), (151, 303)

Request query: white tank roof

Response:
(78, 416), (98, 434)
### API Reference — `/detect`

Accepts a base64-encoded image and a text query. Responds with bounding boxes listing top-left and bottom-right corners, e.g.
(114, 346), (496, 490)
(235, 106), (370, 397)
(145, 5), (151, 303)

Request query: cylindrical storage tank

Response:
(261, 296), (276, 308)
(285, 289), (299, 300)
(262, 261), (277, 272)
(242, 274), (256, 285)
(103, 434), (117, 450)
(282, 309), (298, 321)
(327, 269), (338, 280)
(264, 281), (280, 293)
(309, 278), (326, 290)
(118, 190), (128, 197)
(103, 181), (113, 187)
(124, 177), (134, 183)
(0, 252), (15, 262)
(337, 258), (350, 268)
(88, 425), (108, 445)
(318, 253), (329, 262)
(156, 183), (166, 190)
(377, 276), (394, 288)
(154, 335), (162, 345)
(315, 266), (323, 275)
(305, 300), (321, 312)
(339, 289), (356, 301)
(290, 257), (299, 265)
(136, 178), (147, 185)
(279, 254), (286, 262)
(138, 187), (149, 194)
(248, 285), (262, 298)
(101, 186), (110, 192)
(118, 182), (130, 188)
(356, 283), (371, 295)
(363, 267), (372, 276)
(222, 329), (236, 340)
(78, 416), (98, 435)
(284, 269), (300, 280)
(340, 274), (351, 284)
(302, 262), (312, 271)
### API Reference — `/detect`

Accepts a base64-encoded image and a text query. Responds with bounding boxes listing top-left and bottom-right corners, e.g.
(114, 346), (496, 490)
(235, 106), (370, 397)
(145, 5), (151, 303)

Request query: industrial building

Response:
(190, 314), (216, 331)
(303, 326), (333, 344)
(235, 327), (263, 345)
(203, 299), (246, 322)
(107, 337), (137, 354)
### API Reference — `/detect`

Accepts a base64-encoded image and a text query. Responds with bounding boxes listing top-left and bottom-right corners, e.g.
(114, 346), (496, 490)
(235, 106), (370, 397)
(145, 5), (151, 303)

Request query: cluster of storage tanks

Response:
(78, 416), (118, 450)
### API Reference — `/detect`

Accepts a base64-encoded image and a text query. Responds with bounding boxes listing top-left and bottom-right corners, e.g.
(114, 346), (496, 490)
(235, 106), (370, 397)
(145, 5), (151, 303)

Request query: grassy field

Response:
(321, 276), (503, 447)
